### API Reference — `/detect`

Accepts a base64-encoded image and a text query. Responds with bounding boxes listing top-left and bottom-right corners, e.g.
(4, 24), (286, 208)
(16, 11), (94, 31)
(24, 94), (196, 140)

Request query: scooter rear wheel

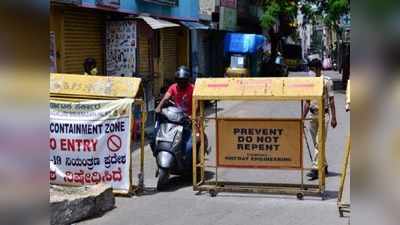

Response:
(157, 168), (170, 191)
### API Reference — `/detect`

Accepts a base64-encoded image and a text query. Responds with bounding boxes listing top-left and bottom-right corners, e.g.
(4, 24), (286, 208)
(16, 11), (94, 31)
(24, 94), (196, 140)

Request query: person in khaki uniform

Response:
(303, 58), (337, 180)
(345, 80), (350, 112)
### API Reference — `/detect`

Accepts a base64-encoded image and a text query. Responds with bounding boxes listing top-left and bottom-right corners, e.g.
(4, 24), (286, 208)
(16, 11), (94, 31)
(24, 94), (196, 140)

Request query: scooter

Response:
(152, 102), (209, 190)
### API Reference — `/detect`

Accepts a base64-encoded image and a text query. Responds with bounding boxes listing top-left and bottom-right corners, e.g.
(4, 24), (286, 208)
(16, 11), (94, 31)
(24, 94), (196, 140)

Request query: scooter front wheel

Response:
(157, 168), (170, 191)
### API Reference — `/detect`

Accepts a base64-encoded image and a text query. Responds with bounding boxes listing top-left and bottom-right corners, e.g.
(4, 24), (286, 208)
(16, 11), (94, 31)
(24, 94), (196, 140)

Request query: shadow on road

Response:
(162, 171), (216, 192)
(138, 171), (215, 196)
(324, 190), (339, 200)
(195, 190), (339, 201)
(326, 171), (342, 178)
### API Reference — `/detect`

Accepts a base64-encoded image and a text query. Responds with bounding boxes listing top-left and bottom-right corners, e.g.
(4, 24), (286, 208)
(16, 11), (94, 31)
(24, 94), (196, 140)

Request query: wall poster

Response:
(106, 20), (137, 77)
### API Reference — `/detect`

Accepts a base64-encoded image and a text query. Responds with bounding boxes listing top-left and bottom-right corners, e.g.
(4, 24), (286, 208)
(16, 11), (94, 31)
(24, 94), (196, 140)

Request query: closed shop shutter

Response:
(160, 28), (178, 86)
(137, 22), (155, 114)
(62, 7), (105, 74)
(198, 30), (210, 77)
(137, 25), (151, 76)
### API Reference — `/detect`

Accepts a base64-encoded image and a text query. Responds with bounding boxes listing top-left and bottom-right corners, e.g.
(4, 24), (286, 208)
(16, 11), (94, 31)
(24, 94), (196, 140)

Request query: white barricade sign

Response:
(49, 99), (133, 193)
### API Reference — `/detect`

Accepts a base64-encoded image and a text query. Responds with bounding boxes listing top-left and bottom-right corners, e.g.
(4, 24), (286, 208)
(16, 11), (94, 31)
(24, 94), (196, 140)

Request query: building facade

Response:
(51, 0), (200, 129)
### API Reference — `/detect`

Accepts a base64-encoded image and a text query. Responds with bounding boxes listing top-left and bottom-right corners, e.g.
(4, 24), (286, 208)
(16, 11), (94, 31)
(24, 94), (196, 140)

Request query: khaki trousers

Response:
(309, 114), (329, 170)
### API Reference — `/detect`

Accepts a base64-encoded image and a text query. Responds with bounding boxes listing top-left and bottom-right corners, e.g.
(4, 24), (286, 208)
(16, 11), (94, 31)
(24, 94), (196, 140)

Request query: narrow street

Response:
(47, 1), (352, 224)
(78, 71), (350, 225)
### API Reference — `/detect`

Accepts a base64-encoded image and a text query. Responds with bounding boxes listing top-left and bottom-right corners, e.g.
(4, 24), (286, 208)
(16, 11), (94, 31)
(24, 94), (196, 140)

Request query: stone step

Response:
(50, 184), (115, 225)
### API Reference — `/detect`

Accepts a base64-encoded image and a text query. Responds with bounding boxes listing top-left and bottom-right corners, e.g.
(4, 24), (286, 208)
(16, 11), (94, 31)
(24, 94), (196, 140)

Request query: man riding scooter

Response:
(151, 66), (208, 190)
(154, 65), (194, 154)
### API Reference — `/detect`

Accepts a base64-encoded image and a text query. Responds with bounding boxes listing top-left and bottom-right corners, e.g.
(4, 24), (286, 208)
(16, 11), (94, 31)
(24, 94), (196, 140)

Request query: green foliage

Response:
(300, 0), (349, 28)
(260, 1), (280, 29)
(260, 0), (298, 30)
(327, 0), (349, 21)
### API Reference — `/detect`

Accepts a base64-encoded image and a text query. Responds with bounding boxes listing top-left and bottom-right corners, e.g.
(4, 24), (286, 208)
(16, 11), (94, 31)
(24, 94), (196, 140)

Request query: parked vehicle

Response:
(274, 54), (289, 77)
(260, 53), (289, 77)
(282, 44), (305, 71)
(151, 101), (209, 190)
(224, 33), (266, 77)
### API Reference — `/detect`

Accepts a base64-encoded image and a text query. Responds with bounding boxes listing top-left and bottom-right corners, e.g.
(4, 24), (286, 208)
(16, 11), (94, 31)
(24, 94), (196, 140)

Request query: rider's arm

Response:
(155, 92), (171, 113)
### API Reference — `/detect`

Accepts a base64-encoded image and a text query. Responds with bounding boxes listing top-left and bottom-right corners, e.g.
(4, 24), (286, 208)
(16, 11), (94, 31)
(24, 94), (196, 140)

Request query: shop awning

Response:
(137, 15), (180, 29)
(180, 21), (209, 30)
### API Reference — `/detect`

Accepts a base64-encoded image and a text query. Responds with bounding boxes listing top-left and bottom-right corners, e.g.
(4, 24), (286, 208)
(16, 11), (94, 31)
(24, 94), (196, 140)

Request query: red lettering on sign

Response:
(49, 138), (57, 150)
(288, 84), (315, 88)
(107, 135), (121, 152)
(74, 139), (83, 151)
(208, 83), (229, 88)
(59, 139), (97, 152)
(67, 139), (76, 151)
(61, 139), (67, 151)
(61, 168), (124, 185)
(50, 169), (56, 180)
(83, 140), (91, 151)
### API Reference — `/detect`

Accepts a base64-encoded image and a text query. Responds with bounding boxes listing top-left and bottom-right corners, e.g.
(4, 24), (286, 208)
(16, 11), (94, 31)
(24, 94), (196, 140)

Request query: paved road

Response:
(78, 71), (350, 225)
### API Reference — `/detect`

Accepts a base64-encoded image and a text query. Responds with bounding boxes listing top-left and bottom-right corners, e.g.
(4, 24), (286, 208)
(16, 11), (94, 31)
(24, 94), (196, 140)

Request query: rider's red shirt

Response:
(167, 83), (194, 115)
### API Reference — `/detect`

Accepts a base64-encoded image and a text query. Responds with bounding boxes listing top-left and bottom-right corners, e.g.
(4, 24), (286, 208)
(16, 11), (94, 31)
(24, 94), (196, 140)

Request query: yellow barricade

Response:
(192, 77), (327, 199)
(49, 73), (146, 196)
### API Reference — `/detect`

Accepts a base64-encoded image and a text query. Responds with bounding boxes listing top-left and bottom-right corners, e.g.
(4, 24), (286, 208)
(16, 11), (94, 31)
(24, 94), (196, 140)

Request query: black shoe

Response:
(307, 169), (318, 180)
(307, 166), (328, 176)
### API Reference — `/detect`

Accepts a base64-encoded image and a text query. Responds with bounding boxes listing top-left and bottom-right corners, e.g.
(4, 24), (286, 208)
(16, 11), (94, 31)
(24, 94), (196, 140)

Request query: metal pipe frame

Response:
(338, 135), (351, 210)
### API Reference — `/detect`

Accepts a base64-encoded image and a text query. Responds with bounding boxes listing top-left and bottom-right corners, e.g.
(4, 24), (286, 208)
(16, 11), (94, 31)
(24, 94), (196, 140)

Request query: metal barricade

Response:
(49, 73), (146, 196)
(192, 77), (327, 200)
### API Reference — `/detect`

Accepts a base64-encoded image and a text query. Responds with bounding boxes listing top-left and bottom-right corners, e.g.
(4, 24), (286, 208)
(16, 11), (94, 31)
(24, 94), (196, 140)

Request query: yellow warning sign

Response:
(193, 77), (323, 100)
(50, 73), (141, 98)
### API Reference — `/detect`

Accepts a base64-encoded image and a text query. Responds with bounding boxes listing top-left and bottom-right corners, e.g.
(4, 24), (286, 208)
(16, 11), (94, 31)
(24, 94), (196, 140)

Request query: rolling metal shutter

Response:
(62, 7), (105, 74)
(160, 28), (178, 84)
(138, 25), (151, 76)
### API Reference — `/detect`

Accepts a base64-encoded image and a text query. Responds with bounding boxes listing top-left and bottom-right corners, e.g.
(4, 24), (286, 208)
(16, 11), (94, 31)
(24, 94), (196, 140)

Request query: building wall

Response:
(81, 0), (199, 21)
(50, 5), (106, 74)
(199, 0), (215, 20)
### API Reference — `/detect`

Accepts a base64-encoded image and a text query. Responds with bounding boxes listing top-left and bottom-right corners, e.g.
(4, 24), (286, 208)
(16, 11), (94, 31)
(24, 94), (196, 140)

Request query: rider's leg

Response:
(150, 122), (160, 156)
(181, 128), (193, 166)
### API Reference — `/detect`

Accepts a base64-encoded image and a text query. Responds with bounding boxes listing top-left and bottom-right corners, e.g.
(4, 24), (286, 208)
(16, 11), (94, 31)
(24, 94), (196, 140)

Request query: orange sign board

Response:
(217, 119), (302, 169)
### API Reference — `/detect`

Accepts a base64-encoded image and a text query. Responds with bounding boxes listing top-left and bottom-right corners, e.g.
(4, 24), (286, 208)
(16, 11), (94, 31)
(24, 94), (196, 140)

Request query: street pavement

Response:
(78, 71), (350, 225)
